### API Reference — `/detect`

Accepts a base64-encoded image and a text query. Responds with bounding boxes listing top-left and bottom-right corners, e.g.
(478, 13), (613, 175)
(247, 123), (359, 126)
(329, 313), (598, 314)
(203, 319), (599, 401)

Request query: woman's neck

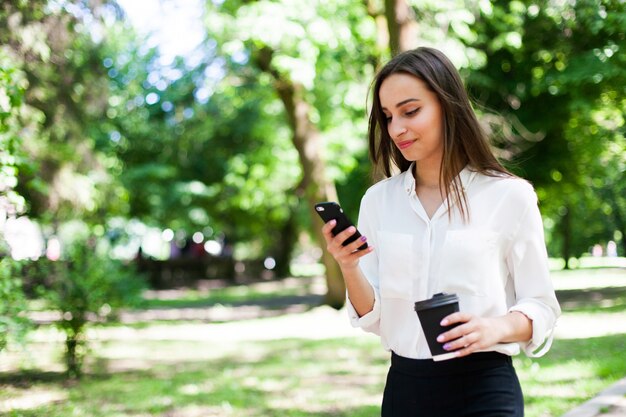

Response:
(413, 162), (442, 189)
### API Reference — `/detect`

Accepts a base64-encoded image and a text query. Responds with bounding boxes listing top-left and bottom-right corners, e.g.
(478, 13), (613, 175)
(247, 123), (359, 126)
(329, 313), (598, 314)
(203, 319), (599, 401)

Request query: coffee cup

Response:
(414, 292), (461, 361)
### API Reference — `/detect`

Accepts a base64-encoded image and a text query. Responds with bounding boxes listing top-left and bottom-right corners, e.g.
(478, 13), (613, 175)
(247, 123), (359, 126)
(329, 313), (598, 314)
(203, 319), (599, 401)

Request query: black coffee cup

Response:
(414, 293), (461, 361)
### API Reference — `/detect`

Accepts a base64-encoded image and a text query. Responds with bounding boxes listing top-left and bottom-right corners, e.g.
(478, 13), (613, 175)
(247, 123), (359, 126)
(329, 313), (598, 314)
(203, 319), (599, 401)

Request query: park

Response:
(1, 0), (625, 416)
(1, 260), (625, 416)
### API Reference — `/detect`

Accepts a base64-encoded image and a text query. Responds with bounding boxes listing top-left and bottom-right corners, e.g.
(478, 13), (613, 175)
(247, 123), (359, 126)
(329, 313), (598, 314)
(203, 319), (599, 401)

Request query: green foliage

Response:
(1, 0), (624, 270)
(93, 23), (299, 258)
(84, 0), (381, 265)
(35, 238), (146, 377)
(0, 48), (28, 216)
(0, 255), (31, 353)
(0, 0), (127, 225)
(197, 0), (381, 260)
(211, 0), (376, 180)
(461, 0), (626, 259)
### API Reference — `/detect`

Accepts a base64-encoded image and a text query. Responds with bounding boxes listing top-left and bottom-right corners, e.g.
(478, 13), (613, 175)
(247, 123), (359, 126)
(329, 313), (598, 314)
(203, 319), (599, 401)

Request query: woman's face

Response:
(379, 73), (444, 167)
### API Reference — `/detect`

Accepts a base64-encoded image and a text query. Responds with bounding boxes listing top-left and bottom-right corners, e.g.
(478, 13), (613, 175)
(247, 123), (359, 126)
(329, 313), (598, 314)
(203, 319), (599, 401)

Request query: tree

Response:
(463, 0), (626, 264)
(35, 236), (145, 377)
(385, 0), (419, 54)
(0, 0), (142, 373)
(0, 1), (48, 221)
(252, 45), (346, 306)
(204, 0), (379, 307)
(97, 23), (305, 268)
(1, 1), (128, 227)
(0, 2), (45, 353)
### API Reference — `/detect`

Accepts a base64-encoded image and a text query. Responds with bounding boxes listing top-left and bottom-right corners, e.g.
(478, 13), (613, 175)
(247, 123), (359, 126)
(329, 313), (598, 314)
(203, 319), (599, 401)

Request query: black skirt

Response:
(381, 351), (524, 417)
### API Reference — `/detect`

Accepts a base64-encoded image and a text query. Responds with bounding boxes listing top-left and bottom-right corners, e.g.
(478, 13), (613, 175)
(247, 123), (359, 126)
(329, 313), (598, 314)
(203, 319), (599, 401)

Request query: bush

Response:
(36, 237), (146, 378)
(0, 256), (31, 353)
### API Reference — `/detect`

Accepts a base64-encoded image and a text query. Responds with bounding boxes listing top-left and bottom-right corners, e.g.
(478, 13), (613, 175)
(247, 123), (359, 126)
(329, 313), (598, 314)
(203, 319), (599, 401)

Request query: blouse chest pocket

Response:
(377, 231), (414, 300)
(436, 230), (501, 297)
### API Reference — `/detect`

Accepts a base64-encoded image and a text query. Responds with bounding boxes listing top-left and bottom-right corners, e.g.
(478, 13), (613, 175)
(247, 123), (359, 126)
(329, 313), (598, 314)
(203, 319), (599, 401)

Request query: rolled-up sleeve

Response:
(346, 288), (381, 332)
(345, 194), (382, 335)
(506, 189), (561, 357)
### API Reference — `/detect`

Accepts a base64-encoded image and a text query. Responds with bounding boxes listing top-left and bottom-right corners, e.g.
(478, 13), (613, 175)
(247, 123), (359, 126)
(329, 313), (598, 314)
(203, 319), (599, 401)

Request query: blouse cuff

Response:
(346, 289), (381, 331)
(509, 301), (555, 357)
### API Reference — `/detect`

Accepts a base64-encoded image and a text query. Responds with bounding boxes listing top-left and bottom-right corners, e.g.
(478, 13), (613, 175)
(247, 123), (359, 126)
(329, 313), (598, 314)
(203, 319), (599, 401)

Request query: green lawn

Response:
(1, 266), (625, 417)
(2, 334), (625, 417)
(139, 284), (307, 309)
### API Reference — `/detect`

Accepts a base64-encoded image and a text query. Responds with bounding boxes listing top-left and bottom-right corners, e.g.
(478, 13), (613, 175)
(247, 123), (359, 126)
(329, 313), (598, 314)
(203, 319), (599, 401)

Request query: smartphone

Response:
(315, 202), (368, 250)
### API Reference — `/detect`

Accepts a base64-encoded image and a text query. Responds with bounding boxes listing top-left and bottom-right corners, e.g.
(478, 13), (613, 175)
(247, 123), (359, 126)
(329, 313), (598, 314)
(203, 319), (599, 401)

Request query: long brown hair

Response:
(368, 47), (511, 220)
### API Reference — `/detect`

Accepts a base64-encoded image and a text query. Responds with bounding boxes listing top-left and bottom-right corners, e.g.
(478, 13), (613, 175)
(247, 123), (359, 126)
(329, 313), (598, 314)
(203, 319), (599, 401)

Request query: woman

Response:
(321, 47), (561, 416)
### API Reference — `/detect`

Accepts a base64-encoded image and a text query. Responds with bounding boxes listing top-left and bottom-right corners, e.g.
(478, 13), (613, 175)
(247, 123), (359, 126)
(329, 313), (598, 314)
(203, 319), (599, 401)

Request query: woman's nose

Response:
(388, 119), (407, 139)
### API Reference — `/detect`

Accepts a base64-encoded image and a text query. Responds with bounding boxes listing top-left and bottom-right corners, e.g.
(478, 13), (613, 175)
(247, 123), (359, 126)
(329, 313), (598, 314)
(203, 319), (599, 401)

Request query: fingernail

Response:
(360, 236), (367, 242)
(440, 319), (448, 326)
(348, 226), (355, 233)
(443, 343), (451, 351)
(437, 335), (444, 342)
(330, 220), (336, 225)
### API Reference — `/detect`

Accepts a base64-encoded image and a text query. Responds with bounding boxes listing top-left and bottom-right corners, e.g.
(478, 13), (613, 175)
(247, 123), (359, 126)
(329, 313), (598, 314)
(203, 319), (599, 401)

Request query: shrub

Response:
(0, 255), (31, 353)
(36, 237), (146, 378)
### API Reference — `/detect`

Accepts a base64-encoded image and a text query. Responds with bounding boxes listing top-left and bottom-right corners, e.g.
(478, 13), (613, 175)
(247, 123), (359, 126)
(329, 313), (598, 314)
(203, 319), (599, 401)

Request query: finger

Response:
(352, 245), (374, 257)
(337, 245), (374, 262)
(337, 236), (373, 258)
(332, 245), (374, 269)
(449, 342), (477, 358)
(346, 234), (369, 252)
(442, 332), (475, 352)
(436, 314), (473, 344)
(334, 225), (358, 245)
(440, 312), (472, 327)
(437, 323), (473, 343)
(321, 219), (337, 238)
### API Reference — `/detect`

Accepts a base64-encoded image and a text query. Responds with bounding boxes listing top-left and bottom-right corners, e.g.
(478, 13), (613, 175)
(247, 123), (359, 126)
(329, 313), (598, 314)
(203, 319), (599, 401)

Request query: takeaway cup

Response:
(414, 293), (461, 361)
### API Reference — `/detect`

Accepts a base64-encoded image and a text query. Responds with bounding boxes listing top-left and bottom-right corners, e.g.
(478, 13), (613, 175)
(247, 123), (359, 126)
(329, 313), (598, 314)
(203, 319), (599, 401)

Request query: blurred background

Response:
(0, 0), (625, 416)
(2, 0), (625, 304)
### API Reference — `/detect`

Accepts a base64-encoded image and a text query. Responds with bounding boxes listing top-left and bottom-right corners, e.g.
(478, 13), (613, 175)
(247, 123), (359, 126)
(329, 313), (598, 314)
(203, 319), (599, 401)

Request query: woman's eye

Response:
(406, 108), (420, 116)
(384, 115), (392, 123)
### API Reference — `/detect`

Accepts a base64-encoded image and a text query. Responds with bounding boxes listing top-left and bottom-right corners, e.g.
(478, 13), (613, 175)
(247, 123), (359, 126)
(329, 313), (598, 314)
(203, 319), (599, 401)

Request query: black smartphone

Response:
(315, 202), (368, 250)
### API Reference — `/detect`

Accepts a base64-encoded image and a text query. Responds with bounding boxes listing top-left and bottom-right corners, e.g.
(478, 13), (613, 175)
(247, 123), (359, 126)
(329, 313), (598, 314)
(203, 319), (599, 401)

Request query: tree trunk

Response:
(65, 335), (80, 378)
(384, 0), (418, 55)
(255, 47), (346, 308)
(560, 206), (572, 269)
(364, 0), (390, 57)
(64, 323), (85, 379)
(274, 211), (297, 277)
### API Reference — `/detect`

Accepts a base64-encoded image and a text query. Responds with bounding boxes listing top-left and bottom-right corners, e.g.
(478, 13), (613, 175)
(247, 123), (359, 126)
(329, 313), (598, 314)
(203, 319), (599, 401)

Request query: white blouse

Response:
(347, 164), (561, 359)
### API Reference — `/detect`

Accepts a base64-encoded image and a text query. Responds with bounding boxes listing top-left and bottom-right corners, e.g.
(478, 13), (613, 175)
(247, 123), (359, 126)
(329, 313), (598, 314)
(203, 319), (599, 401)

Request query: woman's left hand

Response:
(435, 312), (511, 358)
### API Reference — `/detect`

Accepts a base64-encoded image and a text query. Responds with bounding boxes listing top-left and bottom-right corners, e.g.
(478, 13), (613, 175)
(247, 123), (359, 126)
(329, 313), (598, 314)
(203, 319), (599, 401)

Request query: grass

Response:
(27, 276), (325, 313)
(1, 338), (387, 417)
(139, 284), (305, 309)
(516, 334), (626, 416)
(1, 266), (625, 417)
(1, 334), (625, 417)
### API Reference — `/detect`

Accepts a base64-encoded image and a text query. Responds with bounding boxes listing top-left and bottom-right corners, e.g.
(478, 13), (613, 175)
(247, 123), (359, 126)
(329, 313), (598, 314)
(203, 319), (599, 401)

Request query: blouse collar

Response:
(402, 162), (476, 196)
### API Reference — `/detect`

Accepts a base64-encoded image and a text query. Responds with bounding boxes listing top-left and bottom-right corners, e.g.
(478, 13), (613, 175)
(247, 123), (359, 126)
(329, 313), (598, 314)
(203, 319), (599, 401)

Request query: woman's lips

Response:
(397, 140), (415, 150)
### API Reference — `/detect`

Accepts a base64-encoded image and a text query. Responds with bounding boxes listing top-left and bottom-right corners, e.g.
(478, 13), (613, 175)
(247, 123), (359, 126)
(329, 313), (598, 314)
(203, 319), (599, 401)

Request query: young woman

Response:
(321, 47), (561, 416)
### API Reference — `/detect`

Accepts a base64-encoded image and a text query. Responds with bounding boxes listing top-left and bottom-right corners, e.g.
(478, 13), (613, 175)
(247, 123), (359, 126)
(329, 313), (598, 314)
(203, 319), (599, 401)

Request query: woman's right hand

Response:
(321, 220), (374, 270)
